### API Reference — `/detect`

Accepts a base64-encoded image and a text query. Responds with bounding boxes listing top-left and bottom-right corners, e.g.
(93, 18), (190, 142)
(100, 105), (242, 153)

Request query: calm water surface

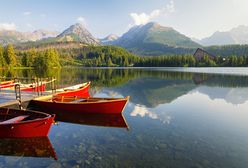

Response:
(0, 67), (248, 168)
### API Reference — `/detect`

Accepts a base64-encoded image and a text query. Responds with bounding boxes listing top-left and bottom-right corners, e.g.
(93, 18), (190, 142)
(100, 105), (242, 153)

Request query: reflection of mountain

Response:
(113, 78), (195, 108)
(192, 73), (248, 87)
(196, 86), (248, 105)
(0, 137), (57, 160)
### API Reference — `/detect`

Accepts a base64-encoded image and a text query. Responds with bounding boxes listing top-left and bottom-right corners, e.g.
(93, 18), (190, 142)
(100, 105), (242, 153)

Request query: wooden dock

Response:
(0, 98), (33, 109)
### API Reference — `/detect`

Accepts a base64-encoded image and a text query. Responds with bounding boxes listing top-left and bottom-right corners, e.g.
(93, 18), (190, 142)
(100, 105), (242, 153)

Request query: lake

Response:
(0, 67), (248, 168)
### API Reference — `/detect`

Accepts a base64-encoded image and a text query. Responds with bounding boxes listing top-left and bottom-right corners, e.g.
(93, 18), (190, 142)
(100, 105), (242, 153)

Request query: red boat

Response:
(55, 82), (91, 97)
(0, 108), (55, 138)
(0, 137), (57, 160)
(0, 80), (14, 86)
(28, 95), (129, 114)
(0, 80), (15, 89)
(0, 82), (46, 92)
(20, 83), (46, 92)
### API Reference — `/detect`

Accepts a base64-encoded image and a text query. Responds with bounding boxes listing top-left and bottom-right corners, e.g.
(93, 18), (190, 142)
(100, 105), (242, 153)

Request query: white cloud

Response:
(0, 23), (16, 31)
(130, 0), (175, 25)
(77, 16), (86, 26)
(23, 11), (31, 16)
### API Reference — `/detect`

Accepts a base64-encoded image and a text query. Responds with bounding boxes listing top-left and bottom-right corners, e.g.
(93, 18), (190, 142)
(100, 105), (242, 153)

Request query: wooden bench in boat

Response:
(0, 115), (29, 124)
(69, 98), (87, 103)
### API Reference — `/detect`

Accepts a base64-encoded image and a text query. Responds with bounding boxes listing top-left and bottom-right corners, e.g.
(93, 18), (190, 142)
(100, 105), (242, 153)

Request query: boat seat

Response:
(96, 100), (108, 102)
(0, 115), (29, 124)
(70, 98), (87, 103)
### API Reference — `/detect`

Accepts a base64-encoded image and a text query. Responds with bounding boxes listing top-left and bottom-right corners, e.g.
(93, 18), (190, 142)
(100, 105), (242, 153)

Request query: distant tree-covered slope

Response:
(204, 44), (248, 57)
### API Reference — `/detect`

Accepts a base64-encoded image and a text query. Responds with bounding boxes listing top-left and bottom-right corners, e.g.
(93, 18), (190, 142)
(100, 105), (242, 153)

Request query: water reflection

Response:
(195, 86), (248, 104)
(0, 137), (56, 160)
(1, 68), (248, 167)
(46, 110), (128, 129)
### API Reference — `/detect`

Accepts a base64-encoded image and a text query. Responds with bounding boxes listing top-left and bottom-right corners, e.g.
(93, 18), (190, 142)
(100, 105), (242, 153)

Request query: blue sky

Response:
(0, 0), (247, 39)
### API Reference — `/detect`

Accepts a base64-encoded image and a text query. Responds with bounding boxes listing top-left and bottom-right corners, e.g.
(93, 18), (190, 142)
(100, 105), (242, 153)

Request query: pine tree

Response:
(4, 44), (16, 66)
(21, 53), (28, 66)
(0, 45), (5, 67)
(27, 48), (36, 67)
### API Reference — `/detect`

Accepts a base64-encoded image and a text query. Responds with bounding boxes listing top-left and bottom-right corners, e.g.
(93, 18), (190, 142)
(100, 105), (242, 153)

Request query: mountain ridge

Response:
(196, 25), (248, 46)
(0, 29), (59, 45)
(110, 22), (201, 55)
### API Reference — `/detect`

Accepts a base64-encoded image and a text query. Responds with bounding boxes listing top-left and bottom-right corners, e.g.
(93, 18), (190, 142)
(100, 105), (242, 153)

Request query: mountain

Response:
(198, 25), (248, 46)
(56, 23), (100, 45)
(0, 30), (59, 45)
(111, 22), (201, 56)
(25, 30), (59, 41)
(100, 34), (119, 45)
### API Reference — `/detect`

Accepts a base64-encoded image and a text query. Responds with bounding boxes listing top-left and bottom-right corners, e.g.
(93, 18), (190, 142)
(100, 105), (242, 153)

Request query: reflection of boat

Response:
(0, 137), (57, 160)
(28, 95), (129, 114)
(49, 110), (128, 128)
(55, 82), (90, 97)
(0, 108), (55, 138)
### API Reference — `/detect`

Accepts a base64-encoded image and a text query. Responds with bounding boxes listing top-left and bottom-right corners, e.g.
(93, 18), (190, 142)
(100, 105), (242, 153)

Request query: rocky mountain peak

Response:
(100, 34), (119, 44)
(57, 23), (100, 45)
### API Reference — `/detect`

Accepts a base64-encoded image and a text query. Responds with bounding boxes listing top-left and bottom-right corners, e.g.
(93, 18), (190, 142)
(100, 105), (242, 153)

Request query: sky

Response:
(0, 0), (247, 39)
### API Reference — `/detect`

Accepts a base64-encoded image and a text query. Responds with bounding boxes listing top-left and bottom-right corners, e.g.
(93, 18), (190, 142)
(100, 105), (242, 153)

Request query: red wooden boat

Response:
(20, 83), (46, 92)
(0, 81), (15, 89)
(0, 137), (57, 160)
(55, 82), (91, 97)
(28, 95), (129, 114)
(0, 108), (55, 138)
(0, 82), (46, 92)
(0, 80), (14, 86)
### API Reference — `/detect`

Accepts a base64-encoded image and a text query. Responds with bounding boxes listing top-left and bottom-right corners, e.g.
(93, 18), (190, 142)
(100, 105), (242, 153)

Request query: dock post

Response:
(40, 77), (43, 95)
(15, 84), (23, 110)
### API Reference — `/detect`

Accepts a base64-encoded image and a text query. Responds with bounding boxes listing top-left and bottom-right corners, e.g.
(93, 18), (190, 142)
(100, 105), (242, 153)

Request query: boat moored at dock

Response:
(28, 95), (129, 114)
(0, 108), (55, 138)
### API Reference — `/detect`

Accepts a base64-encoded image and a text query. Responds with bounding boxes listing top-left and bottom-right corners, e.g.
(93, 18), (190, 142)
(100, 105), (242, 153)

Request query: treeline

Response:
(57, 45), (139, 66)
(205, 44), (248, 57)
(135, 55), (196, 67)
(20, 48), (60, 69)
(0, 44), (60, 69)
(2, 42), (248, 68)
(134, 54), (248, 67)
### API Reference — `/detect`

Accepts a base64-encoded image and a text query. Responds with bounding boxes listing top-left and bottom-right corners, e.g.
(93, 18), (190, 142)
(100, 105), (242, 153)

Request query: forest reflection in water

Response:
(0, 67), (248, 168)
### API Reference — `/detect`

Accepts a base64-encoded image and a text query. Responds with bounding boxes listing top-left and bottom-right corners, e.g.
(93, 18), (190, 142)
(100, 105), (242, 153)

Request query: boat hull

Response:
(0, 80), (14, 85)
(0, 83), (46, 92)
(0, 83), (15, 89)
(55, 82), (90, 97)
(29, 96), (129, 114)
(21, 83), (46, 92)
